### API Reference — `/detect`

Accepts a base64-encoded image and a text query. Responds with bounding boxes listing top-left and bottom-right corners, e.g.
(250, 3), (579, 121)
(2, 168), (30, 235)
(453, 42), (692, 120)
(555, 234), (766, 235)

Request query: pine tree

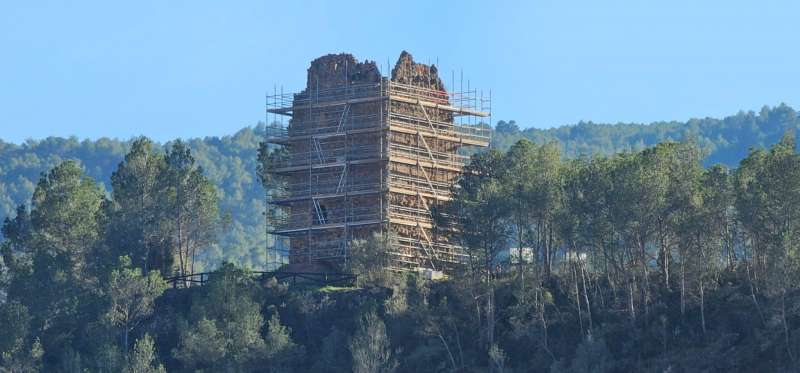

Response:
(105, 256), (166, 352)
(124, 334), (165, 373)
(349, 310), (396, 373)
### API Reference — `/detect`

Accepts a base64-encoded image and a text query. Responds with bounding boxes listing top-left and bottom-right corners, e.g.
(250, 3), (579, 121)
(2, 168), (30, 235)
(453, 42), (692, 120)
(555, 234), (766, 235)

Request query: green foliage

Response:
(350, 310), (397, 373)
(4, 112), (800, 371)
(124, 334), (165, 373)
(491, 103), (800, 167)
(0, 301), (40, 372)
(347, 233), (396, 287)
(311, 327), (351, 373)
(163, 140), (222, 277)
(173, 264), (281, 371)
(0, 338), (42, 373)
(172, 318), (227, 370)
(264, 312), (305, 372)
(29, 160), (105, 258)
(442, 149), (510, 269)
(106, 138), (167, 273)
(105, 138), (222, 277)
(434, 132), (800, 371)
(488, 343), (508, 372)
(2, 161), (106, 364)
(105, 256), (167, 352)
(735, 131), (800, 289)
(0, 125), (269, 270)
(550, 335), (613, 373)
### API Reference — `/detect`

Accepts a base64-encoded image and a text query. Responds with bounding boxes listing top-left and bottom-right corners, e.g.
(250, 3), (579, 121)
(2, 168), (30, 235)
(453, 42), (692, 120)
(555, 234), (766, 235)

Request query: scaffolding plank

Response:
(268, 157), (387, 174)
(270, 218), (384, 235)
(388, 94), (490, 117)
(388, 186), (451, 201)
(266, 126), (383, 144)
(389, 155), (462, 172)
(388, 123), (489, 147)
(269, 188), (382, 205)
(388, 217), (433, 229)
(267, 96), (385, 115)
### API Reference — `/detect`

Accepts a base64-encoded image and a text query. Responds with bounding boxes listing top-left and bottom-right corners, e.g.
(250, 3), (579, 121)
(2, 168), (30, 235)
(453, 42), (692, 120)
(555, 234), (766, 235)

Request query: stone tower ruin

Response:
(265, 51), (490, 271)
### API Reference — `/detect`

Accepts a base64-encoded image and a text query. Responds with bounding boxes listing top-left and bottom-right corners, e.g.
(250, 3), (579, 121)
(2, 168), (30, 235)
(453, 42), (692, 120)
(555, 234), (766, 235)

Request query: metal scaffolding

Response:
(265, 77), (490, 271)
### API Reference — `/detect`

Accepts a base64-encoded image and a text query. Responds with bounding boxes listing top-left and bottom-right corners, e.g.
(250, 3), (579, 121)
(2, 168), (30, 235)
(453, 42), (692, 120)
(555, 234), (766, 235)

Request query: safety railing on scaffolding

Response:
(267, 144), (385, 171)
(269, 178), (384, 203)
(270, 205), (384, 234)
(266, 80), (491, 140)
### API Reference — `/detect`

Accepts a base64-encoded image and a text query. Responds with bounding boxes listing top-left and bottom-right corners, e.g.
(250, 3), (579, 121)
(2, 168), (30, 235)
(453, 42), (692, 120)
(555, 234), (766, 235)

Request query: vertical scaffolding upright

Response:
(265, 52), (490, 271)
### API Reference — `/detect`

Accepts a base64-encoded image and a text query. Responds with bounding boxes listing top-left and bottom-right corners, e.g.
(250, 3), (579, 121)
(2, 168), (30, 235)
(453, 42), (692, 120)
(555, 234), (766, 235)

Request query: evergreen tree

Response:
(164, 140), (220, 280)
(350, 310), (396, 373)
(106, 138), (171, 275)
(264, 312), (304, 372)
(3, 160), (105, 364)
(173, 264), (269, 371)
(124, 334), (165, 373)
(105, 256), (167, 352)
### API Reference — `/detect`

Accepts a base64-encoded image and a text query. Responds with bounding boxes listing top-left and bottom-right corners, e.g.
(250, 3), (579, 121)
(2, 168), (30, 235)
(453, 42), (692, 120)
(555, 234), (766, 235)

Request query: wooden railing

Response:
(165, 271), (358, 289)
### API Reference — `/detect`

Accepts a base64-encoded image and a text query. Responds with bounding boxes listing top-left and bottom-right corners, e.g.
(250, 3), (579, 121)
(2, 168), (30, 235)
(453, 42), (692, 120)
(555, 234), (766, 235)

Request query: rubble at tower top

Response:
(391, 50), (446, 91)
(303, 51), (446, 92)
(305, 53), (381, 90)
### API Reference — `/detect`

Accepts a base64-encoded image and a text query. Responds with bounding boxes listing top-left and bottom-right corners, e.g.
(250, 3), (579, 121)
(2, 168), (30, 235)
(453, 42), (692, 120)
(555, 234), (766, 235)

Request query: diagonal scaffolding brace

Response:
(337, 104), (351, 133)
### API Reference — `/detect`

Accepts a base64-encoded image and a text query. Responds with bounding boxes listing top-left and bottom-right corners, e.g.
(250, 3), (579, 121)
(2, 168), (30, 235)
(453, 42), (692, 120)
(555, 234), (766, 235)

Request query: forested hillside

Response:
(492, 103), (800, 166)
(3, 129), (800, 371)
(0, 125), (268, 269)
(1, 104), (798, 269)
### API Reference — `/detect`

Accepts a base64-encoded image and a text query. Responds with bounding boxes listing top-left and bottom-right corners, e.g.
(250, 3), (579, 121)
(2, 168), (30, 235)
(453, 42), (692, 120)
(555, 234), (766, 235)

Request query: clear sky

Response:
(1, 0), (798, 143)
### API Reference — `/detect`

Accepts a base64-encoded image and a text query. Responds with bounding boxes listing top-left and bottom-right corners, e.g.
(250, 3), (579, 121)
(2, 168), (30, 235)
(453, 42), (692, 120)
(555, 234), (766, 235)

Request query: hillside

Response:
(1, 104), (798, 267)
(4, 128), (800, 371)
(492, 103), (799, 166)
(0, 125), (268, 269)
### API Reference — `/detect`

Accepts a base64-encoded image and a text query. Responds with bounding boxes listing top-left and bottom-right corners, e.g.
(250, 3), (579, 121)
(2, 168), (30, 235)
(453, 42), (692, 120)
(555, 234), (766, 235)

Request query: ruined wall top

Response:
(391, 51), (446, 92)
(302, 52), (447, 93)
(305, 53), (381, 91)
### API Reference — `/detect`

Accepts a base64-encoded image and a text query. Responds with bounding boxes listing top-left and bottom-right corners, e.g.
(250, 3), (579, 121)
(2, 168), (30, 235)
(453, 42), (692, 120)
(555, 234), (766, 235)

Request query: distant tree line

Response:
(492, 103), (800, 167)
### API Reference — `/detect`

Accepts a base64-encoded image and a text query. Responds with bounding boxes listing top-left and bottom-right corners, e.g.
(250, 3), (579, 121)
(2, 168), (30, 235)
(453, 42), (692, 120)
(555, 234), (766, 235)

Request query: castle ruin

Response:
(265, 51), (490, 271)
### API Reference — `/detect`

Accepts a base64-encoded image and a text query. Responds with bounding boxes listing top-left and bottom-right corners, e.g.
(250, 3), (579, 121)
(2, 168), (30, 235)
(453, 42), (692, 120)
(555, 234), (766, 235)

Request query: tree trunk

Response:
(782, 289), (795, 362)
(537, 286), (555, 361)
(699, 280), (706, 337)
(437, 332), (457, 371)
(639, 239), (651, 318)
(517, 216), (525, 289)
(573, 263), (584, 336)
(124, 326), (129, 354)
(580, 263), (594, 332)
(487, 282), (495, 350)
(660, 228), (670, 288)
(746, 264), (766, 327)
(680, 259), (686, 316)
(455, 325), (464, 370)
(629, 281), (636, 320)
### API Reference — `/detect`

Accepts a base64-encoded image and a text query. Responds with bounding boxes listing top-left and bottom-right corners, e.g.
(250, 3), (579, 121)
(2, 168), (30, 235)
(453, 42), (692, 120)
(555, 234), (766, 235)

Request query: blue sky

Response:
(1, 0), (798, 143)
